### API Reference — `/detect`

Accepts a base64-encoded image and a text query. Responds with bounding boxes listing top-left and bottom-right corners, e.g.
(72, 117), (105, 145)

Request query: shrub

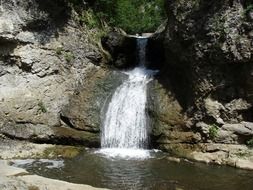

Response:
(55, 47), (63, 55)
(244, 4), (253, 15)
(246, 138), (253, 147)
(93, 0), (166, 34)
(64, 52), (75, 63)
(209, 124), (219, 139)
(79, 8), (100, 29)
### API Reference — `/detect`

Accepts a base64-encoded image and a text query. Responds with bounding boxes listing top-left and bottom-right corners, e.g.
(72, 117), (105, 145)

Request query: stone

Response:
(0, 0), (104, 147)
(61, 68), (126, 133)
(0, 161), (108, 190)
(190, 143), (253, 170)
(222, 123), (253, 136)
(0, 122), (99, 147)
(158, 0), (253, 128)
(147, 78), (190, 146)
(204, 98), (225, 120)
(0, 138), (82, 160)
(101, 31), (136, 68)
(196, 122), (210, 135)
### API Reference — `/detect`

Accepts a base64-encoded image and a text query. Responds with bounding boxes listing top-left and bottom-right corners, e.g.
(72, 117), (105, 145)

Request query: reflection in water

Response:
(13, 150), (253, 190)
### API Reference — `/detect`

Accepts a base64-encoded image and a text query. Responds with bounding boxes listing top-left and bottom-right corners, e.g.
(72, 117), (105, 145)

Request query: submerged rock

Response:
(0, 160), (108, 190)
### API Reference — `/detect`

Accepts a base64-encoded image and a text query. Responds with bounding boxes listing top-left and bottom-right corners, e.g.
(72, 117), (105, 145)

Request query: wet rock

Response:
(190, 143), (253, 170)
(160, 0), (253, 126)
(0, 161), (108, 190)
(147, 78), (191, 147)
(0, 122), (99, 147)
(101, 30), (136, 68)
(61, 68), (126, 133)
(0, 138), (81, 159)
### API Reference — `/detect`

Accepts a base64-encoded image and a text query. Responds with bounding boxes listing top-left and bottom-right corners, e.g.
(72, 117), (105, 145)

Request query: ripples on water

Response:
(11, 149), (253, 190)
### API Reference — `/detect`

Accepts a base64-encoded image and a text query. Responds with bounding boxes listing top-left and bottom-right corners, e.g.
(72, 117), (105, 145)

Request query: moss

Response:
(79, 8), (100, 29)
(235, 151), (251, 158)
(55, 47), (63, 55)
(209, 124), (219, 140)
(244, 4), (253, 15)
(64, 52), (75, 63)
(246, 137), (253, 147)
(38, 101), (47, 113)
(43, 146), (82, 158)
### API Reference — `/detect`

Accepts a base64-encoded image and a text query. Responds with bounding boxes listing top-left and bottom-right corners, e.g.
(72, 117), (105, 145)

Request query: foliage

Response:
(55, 47), (63, 55)
(79, 8), (101, 29)
(209, 124), (219, 139)
(92, 0), (166, 34)
(244, 4), (253, 15)
(246, 137), (253, 147)
(38, 101), (47, 113)
(68, 0), (166, 34)
(64, 52), (75, 63)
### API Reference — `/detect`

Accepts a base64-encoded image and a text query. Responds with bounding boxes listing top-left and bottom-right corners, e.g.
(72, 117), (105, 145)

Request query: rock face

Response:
(150, 0), (253, 165)
(147, 78), (201, 149)
(0, 0), (104, 146)
(162, 0), (253, 123)
(101, 30), (136, 68)
(61, 68), (126, 133)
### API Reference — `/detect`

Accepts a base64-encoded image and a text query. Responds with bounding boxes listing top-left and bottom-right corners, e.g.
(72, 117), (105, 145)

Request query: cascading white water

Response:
(99, 38), (156, 159)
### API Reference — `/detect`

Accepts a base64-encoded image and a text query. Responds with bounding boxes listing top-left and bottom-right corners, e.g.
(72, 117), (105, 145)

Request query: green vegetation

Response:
(38, 101), (47, 113)
(68, 0), (166, 34)
(235, 151), (251, 158)
(244, 4), (253, 15)
(246, 138), (253, 147)
(94, 0), (166, 34)
(64, 52), (75, 63)
(209, 124), (219, 139)
(79, 8), (101, 29)
(55, 47), (63, 55)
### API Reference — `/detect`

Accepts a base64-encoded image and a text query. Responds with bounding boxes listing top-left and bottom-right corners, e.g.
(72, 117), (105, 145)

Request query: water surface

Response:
(12, 150), (253, 190)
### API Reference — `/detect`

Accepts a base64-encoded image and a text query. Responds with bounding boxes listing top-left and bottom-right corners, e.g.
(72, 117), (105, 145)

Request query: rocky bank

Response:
(1, 0), (253, 175)
(0, 160), (108, 190)
(0, 0), (112, 147)
(146, 0), (253, 168)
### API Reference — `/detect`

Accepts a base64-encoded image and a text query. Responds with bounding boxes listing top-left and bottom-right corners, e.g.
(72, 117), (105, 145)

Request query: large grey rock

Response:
(0, 0), (103, 146)
(222, 122), (253, 136)
(147, 78), (199, 147)
(160, 0), (253, 128)
(0, 161), (108, 190)
(61, 68), (126, 132)
(101, 30), (136, 68)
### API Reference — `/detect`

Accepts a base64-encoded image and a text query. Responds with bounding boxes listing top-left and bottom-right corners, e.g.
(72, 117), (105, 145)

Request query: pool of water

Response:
(12, 149), (253, 190)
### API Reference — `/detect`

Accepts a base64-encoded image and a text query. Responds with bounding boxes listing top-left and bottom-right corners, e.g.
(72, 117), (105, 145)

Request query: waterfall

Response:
(98, 38), (156, 159)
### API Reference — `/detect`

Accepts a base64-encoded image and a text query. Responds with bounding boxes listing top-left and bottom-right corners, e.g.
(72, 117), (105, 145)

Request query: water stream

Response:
(99, 38), (156, 159)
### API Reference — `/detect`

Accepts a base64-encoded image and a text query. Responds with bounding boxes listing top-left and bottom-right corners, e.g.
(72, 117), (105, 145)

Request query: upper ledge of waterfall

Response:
(127, 33), (153, 39)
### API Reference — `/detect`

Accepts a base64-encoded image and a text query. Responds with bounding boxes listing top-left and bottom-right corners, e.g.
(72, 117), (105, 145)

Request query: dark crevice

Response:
(60, 114), (76, 129)
(0, 132), (100, 148)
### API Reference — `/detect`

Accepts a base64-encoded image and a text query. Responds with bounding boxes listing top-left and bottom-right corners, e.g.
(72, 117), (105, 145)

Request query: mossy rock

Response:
(42, 146), (82, 159)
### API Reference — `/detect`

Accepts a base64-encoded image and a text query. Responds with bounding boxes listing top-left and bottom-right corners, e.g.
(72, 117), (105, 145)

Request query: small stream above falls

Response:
(98, 37), (157, 159)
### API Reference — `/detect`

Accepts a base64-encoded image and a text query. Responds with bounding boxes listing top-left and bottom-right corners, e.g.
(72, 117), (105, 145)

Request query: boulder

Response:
(61, 68), (126, 133)
(101, 30), (136, 68)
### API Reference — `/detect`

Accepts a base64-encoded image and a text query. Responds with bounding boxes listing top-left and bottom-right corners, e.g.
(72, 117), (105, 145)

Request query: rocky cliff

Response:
(0, 0), (110, 147)
(149, 0), (253, 168)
